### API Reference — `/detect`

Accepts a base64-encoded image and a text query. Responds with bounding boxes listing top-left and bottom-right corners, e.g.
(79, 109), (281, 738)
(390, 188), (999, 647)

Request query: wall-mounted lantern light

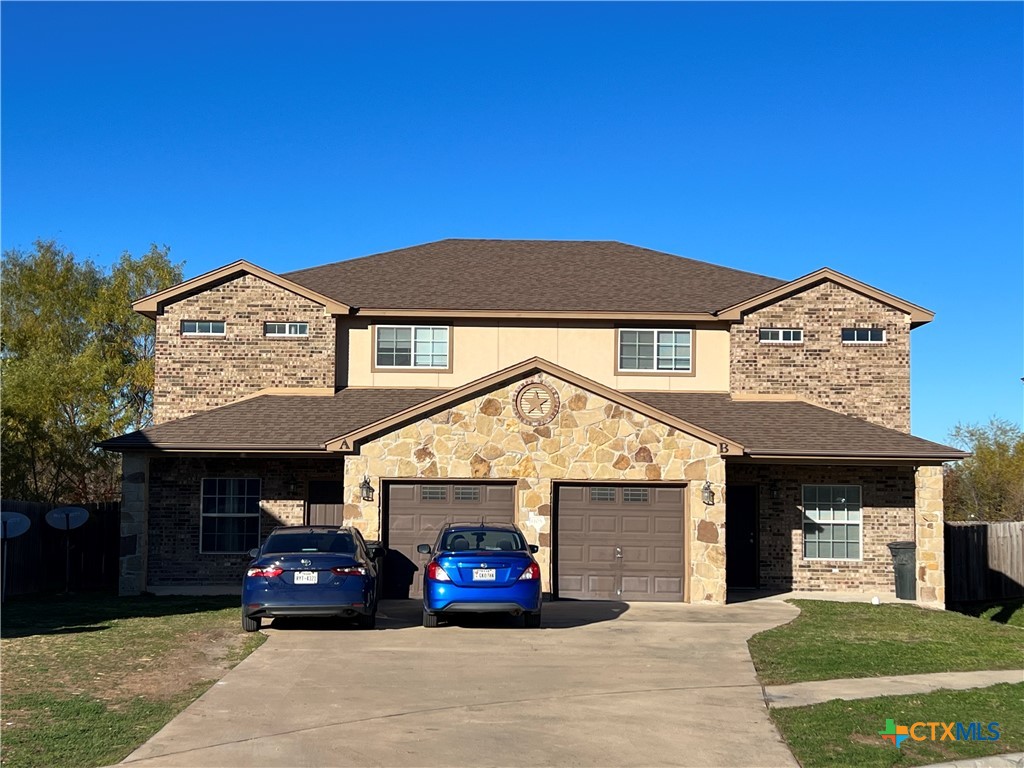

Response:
(701, 481), (715, 506)
(284, 477), (299, 496)
(359, 476), (375, 503)
(769, 482), (780, 501)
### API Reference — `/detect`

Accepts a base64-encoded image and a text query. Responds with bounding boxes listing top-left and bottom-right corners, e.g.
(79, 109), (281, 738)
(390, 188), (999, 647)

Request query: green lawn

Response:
(771, 683), (1024, 768)
(749, 600), (1024, 685)
(0, 594), (264, 768)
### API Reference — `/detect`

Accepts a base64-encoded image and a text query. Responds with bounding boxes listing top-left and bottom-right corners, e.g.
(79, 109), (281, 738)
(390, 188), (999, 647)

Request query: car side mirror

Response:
(529, 545), (539, 554)
(368, 544), (386, 560)
(416, 544), (432, 555)
(248, 548), (260, 559)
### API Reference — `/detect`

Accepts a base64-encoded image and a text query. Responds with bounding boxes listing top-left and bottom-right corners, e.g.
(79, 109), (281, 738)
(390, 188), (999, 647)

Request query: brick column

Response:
(119, 454), (149, 595)
(915, 465), (944, 605)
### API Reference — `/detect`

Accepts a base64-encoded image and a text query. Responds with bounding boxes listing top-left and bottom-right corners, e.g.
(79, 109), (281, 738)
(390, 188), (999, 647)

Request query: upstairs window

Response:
(375, 326), (449, 369)
(759, 328), (803, 344)
(264, 322), (309, 337)
(618, 329), (692, 372)
(181, 320), (225, 336)
(842, 328), (885, 344)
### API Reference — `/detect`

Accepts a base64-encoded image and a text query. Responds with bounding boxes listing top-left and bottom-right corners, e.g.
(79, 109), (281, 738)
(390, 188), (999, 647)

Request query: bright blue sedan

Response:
(417, 522), (543, 628)
(242, 526), (383, 631)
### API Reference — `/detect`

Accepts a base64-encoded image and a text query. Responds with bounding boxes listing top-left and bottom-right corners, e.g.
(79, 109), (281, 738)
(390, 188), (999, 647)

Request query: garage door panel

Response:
(386, 482), (515, 599)
(557, 484), (684, 601)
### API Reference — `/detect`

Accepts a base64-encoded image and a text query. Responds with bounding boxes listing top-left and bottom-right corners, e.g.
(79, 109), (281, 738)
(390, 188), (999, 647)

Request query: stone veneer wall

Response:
(341, 373), (728, 603)
(138, 456), (344, 590)
(730, 281), (911, 432)
(153, 274), (335, 424)
(727, 463), (942, 603)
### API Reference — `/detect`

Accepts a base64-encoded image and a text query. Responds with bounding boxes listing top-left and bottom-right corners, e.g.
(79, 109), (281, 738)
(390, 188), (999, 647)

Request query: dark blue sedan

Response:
(241, 526), (383, 631)
(417, 522), (543, 628)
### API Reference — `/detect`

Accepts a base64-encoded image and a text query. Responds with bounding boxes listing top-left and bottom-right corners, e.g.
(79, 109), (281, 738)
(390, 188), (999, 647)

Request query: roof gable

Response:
(133, 260), (350, 319)
(716, 268), (934, 326)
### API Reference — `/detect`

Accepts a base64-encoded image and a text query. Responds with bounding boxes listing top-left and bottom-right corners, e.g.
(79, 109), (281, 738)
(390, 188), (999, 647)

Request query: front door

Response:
(306, 481), (345, 526)
(725, 484), (759, 590)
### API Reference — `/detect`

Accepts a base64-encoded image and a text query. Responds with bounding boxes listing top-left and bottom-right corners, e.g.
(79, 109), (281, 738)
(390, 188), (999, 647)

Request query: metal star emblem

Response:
(522, 389), (549, 414)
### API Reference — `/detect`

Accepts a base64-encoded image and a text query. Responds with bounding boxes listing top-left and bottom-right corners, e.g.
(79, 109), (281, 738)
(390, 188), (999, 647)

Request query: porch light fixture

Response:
(769, 482), (780, 501)
(359, 476), (375, 503)
(284, 477), (299, 495)
(701, 481), (715, 506)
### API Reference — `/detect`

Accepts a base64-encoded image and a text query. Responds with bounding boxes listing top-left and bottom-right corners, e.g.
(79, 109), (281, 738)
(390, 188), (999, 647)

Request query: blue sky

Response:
(2, 2), (1021, 444)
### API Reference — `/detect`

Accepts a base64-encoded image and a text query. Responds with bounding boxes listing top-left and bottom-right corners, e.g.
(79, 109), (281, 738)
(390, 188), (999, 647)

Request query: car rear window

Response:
(262, 531), (356, 554)
(440, 530), (526, 552)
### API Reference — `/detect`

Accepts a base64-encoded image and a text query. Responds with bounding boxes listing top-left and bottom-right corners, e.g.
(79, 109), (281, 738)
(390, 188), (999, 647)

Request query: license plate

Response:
(294, 571), (317, 585)
(472, 568), (496, 581)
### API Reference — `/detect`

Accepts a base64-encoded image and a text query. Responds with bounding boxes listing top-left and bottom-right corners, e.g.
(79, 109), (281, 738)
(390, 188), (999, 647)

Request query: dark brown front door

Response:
(306, 481), (345, 526)
(726, 484), (759, 590)
(556, 485), (685, 601)
(384, 482), (516, 599)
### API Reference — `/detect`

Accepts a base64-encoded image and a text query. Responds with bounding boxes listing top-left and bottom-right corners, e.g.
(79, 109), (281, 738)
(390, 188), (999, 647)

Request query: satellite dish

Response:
(1, 512), (31, 539)
(46, 506), (89, 531)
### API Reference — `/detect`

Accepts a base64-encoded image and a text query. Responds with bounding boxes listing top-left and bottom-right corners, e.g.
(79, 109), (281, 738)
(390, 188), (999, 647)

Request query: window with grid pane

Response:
(759, 328), (803, 343)
(589, 487), (616, 502)
(618, 329), (691, 372)
(420, 486), (448, 502)
(453, 486), (480, 502)
(802, 485), (862, 560)
(264, 322), (309, 337)
(841, 328), (885, 343)
(200, 478), (261, 553)
(622, 487), (650, 503)
(376, 326), (448, 368)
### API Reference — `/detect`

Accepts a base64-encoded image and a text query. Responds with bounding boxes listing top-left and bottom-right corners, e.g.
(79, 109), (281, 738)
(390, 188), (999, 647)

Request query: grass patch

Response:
(749, 600), (1024, 685)
(771, 682), (1024, 768)
(1, 593), (265, 768)
(952, 598), (1024, 629)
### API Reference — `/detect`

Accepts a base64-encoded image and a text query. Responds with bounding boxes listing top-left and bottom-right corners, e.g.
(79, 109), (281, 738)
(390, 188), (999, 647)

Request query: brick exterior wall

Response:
(728, 463), (916, 593)
(153, 274), (335, 424)
(730, 281), (911, 432)
(146, 456), (344, 587)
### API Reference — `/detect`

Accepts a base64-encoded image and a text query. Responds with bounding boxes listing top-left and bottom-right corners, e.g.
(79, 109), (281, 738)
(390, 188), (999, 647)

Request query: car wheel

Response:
(357, 611), (376, 630)
(422, 609), (439, 628)
(242, 614), (261, 632)
(524, 611), (541, 629)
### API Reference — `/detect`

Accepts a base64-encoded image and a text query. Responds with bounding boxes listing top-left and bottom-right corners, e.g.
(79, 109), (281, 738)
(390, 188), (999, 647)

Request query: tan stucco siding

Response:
(342, 320), (731, 392)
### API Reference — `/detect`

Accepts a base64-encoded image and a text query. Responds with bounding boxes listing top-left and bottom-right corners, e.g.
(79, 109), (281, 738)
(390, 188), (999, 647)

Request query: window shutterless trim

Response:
(841, 328), (886, 344)
(199, 477), (261, 555)
(615, 327), (696, 376)
(759, 328), (803, 344)
(264, 321), (309, 337)
(371, 324), (453, 373)
(800, 483), (864, 563)
(181, 320), (226, 336)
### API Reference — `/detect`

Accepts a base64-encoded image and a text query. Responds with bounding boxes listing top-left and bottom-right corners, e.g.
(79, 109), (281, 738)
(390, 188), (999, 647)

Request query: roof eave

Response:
(354, 308), (719, 321)
(742, 448), (968, 462)
(716, 268), (935, 325)
(132, 260), (351, 319)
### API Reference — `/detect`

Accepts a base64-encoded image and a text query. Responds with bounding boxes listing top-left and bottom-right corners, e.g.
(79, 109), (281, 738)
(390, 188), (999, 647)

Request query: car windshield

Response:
(440, 529), (526, 552)
(262, 531), (356, 555)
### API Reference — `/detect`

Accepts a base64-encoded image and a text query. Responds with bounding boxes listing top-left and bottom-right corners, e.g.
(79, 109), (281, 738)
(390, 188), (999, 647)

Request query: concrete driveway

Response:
(121, 599), (799, 767)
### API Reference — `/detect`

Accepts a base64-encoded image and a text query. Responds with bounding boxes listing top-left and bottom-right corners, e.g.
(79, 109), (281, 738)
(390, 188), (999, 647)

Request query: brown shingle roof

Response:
(99, 389), (442, 451)
(627, 392), (966, 460)
(283, 239), (785, 314)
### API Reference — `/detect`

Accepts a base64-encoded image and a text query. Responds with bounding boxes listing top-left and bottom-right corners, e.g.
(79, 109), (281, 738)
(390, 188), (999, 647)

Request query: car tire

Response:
(242, 614), (261, 632)
(524, 611), (542, 629)
(357, 611), (376, 630)
(422, 609), (439, 628)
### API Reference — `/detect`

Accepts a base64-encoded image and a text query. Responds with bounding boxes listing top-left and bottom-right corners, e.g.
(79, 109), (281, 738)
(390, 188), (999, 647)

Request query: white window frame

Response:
(264, 322), (309, 338)
(617, 328), (693, 373)
(801, 484), (863, 562)
(841, 328), (886, 344)
(375, 325), (450, 370)
(759, 328), (804, 344)
(181, 320), (226, 336)
(199, 478), (261, 554)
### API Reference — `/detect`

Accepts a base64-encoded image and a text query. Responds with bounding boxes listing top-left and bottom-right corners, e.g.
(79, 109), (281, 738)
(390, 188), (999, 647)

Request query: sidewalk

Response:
(765, 668), (1023, 709)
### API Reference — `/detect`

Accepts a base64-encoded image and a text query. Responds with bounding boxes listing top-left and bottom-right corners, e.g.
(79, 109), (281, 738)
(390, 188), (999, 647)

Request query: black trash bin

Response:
(887, 541), (917, 600)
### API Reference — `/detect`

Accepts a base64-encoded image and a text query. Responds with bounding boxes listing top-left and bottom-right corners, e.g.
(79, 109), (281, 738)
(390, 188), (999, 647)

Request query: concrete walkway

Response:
(765, 668), (1024, 708)
(917, 754), (1024, 768)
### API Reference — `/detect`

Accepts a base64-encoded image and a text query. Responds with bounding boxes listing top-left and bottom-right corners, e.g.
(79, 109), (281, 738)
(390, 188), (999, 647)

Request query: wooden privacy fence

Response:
(0, 499), (120, 597)
(945, 521), (1024, 603)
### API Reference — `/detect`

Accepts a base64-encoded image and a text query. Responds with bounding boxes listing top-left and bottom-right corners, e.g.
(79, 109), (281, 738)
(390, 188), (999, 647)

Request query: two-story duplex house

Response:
(101, 239), (965, 605)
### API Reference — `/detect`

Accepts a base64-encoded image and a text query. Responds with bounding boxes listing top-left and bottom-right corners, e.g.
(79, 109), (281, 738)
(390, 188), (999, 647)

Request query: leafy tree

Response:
(1, 240), (182, 502)
(944, 418), (1024, 522)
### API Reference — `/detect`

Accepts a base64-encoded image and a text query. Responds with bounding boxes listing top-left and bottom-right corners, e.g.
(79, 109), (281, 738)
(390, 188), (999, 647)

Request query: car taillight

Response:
(426, 561), (451, 582)
(331, 566), (367, 576)
(247, 566), (283, 578)
(518, 562), (541, 581)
